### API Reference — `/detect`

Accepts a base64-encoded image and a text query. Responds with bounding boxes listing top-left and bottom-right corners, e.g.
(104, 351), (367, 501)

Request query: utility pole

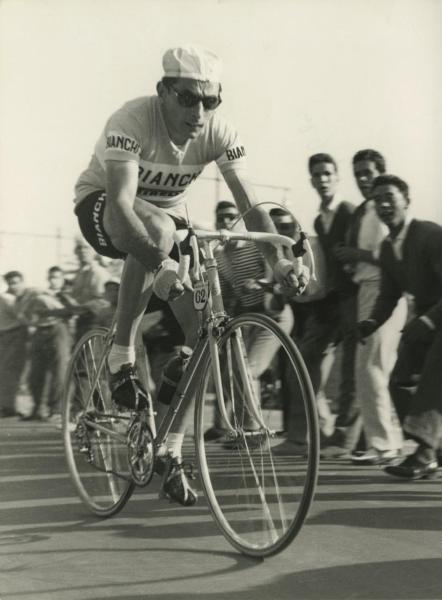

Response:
(55, 227), (62, 265)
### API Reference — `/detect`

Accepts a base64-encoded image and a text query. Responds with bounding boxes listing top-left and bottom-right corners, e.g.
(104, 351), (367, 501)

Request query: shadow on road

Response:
(1, 551), (441, 600)
(1, 496), (441, 540)
(308, 504), (442, 531)
(52, 558), (442, 600)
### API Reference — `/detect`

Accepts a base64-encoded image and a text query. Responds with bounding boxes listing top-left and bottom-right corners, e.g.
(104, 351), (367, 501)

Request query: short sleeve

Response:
(212, 115), (248, 175)
(103, 107), (142, 163)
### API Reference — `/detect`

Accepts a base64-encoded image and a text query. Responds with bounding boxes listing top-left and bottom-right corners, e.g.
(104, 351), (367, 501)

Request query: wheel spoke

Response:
(196, 313), (319, 557)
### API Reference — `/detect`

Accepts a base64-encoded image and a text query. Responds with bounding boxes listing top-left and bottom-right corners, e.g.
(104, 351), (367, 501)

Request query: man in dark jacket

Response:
(358, 174), (441, 480)
(305, 153), (358, 455)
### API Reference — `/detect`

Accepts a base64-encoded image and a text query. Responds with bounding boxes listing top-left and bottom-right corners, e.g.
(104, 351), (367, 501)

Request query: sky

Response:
(0, 0), (441, 285)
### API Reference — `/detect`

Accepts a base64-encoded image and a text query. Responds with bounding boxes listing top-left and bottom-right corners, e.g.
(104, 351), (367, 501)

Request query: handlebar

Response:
(173, 227), (317, 285)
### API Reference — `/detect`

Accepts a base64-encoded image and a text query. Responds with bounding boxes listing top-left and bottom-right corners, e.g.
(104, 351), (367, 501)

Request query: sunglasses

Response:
(216, 212), (238, 221)
(169, 86), (222, 111)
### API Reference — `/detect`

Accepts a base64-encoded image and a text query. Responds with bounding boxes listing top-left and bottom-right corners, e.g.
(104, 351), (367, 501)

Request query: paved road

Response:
(0, 419), (441, 600)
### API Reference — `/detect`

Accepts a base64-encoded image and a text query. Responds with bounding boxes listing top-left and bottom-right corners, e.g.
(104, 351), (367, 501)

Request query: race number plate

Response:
(193, 280), (209, 311)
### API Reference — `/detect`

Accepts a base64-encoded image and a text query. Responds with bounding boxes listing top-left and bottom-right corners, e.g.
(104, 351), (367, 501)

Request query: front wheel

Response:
(195, 313), (319, 557)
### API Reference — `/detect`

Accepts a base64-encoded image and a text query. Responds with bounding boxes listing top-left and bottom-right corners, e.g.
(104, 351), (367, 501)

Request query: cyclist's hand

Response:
(274, 259), (309, 296)
(296, 264), (310, 294)
(153, 259), (192, 302)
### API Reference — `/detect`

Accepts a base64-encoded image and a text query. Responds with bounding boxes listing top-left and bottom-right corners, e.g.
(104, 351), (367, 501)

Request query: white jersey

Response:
(75, 96), (247, 217)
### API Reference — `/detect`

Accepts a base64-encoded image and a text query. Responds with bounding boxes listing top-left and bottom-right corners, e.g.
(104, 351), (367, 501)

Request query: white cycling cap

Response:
(162, 44), (222, 83)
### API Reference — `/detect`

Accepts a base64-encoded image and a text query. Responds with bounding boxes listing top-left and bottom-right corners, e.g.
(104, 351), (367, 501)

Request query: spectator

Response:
(303, 153), (359, 457)
(48, 266), (68, 294)
(95, 278), (120, 329)
(358, 174), (441, 480)
(334, 150), (405, 465)
(268, 207), (299, 240)
(0, 271), (30, 417)
(204, 201), (294, 442)
(269, 207), (336, 453)
(22, 267), (71, 422)
(69, 238), (110, 340)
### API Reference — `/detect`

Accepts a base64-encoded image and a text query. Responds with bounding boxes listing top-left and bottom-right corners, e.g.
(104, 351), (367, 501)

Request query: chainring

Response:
(127, 417), (155, 486)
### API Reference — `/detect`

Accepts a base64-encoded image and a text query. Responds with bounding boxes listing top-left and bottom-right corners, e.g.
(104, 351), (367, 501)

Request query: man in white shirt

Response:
(22, 267), (72, 422)
(69, 239), (110, 341)
(335, 149), (405, 464)
(0, 272), (30, 417)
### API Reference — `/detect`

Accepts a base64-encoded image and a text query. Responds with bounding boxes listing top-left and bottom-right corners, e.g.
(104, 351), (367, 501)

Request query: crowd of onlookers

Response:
(204, 149), (442, 481)
(0, 237), (186, 427)
(279, 149), (440, 480)
(1, 147), (441, 479)
(0, 240), (121, 425)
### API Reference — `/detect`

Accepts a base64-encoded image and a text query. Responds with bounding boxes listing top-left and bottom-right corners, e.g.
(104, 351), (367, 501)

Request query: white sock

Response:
(108, 344), (136, 374)
(167, 433), (184, 460)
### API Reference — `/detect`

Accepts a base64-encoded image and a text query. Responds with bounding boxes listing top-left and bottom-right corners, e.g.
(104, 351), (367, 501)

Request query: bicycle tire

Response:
(62, 328), (135, 517)
(195, 313), (319, 557)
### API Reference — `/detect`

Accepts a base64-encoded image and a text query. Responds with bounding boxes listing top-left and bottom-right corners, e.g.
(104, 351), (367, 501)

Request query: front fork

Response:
(208, 321), (267, 436)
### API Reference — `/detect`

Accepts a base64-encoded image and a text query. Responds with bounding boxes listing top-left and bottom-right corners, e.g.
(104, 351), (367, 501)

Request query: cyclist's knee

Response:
(143, 211), (176, 255)
(134, 199), (174, 229)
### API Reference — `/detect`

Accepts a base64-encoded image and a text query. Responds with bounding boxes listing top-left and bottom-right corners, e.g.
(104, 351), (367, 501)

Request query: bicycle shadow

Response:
(1, 484), (441, 540)
(61, 557), (442, 600)
(0, 544), (262, 597)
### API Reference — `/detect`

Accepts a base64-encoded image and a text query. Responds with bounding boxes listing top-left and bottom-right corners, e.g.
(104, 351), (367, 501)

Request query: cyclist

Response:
(73, 44), (307, 505)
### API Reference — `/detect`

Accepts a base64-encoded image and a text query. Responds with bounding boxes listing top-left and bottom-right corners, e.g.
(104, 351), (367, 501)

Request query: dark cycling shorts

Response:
(75, 191), (126, 259)
(74, 190), (189, 312)
(74, 190), (187, 261)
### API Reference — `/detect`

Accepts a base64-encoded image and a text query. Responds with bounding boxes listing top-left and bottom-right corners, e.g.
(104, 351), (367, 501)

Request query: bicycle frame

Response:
(77, 226), (313, 455)
(155, 226), (314, 447)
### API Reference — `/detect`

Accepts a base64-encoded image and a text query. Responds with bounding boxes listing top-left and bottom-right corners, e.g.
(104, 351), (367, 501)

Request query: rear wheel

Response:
(62, 328), (134, 517)
(195, 313), (319, 557)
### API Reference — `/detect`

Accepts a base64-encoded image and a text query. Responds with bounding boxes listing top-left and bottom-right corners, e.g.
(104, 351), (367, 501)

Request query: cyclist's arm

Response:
(105, 160), (166, 270)
(222, 170), (282, 269)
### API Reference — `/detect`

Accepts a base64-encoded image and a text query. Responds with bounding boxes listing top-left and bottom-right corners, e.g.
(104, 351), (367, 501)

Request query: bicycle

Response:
(62, 223), (320, 558)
